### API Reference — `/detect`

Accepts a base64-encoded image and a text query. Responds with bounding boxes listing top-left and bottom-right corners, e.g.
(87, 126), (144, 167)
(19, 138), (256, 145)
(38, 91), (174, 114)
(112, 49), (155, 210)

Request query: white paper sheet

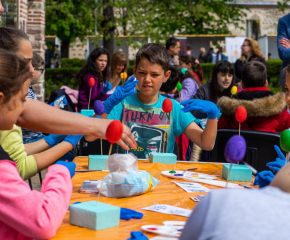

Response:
(142, 204), (192, 217)
(173, 181), (211, 193)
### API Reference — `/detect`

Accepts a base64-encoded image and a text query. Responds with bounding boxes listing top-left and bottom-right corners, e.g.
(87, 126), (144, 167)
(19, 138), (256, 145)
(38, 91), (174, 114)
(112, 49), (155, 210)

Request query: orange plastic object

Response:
(120, 72), (128, 79)
(51, 157), (255, 239)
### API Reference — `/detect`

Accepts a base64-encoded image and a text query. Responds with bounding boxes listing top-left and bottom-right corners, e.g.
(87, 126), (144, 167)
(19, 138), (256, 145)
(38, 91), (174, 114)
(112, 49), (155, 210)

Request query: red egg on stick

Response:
(235, 106), (247, 136)
(88, 77), (96, 110)
(97, 120), (123, 205)
(162, 98), (173, 153)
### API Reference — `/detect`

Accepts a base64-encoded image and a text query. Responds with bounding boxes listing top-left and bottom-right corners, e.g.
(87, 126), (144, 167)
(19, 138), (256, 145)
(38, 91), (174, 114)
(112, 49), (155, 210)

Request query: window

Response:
(246, 16), (261, 40)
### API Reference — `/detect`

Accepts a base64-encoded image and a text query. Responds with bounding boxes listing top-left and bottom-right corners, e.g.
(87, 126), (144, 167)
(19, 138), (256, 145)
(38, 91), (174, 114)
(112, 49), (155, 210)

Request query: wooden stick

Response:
(88, 87), (92, 110)
(96, 144), (112, 206)
(226, 163), (233, 188)
(286, 153), (288, 166)
(239, 122), (241, 136)
(101, 139), (103, 155)
(163, 114), (167, 154)
(178, 92), (181, 103)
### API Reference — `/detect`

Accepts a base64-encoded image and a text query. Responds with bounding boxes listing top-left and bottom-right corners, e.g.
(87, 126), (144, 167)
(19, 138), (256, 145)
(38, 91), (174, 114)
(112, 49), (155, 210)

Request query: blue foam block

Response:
(80, 109), (95, 117)
(222, 164), (252, 181)
(149, 152), (177, 164)
(88, 155), (108, 170)
(69, 201), (120, 230)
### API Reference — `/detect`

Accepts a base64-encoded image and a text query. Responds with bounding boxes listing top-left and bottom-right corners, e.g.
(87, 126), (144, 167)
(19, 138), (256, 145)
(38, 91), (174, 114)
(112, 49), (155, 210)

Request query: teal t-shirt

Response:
(108, 93), (195, 159)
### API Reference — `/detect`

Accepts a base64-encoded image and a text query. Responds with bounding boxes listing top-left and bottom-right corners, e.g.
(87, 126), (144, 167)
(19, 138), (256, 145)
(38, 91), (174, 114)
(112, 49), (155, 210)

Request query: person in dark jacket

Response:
(218, 61), (290, 133)
(234, 37), (266, 90)
(198, 47), (207, 63)
(277, 12), (290, 91)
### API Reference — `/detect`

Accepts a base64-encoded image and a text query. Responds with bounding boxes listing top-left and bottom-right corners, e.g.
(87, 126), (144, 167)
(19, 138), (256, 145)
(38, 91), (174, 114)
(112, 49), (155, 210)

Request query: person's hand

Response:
(63, 135), (83, 148)
(120, 207), (143, 220)
(279, 38), (290, 49)
(101, 80), (113, 94)
(266, 145), (285, 172)
(180, 99), (220, 119)
(253, 170), (275, 188)
(44, 134), (66, 147)
(236, 82), (243, 90)
(104, 76), (139, 114)
(85, 118), (137, 150)
(55, 160), (76, 178)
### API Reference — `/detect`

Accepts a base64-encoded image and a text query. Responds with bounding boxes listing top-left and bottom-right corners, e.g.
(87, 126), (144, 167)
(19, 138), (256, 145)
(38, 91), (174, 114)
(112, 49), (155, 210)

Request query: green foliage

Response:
(277, 0), (290, 12)
(61, 58), (85, 68)
(266, 59), (282, 87)
(45, 68), (80, 98)
(200, 63), (215, 82)
(45, 0), (96, 43)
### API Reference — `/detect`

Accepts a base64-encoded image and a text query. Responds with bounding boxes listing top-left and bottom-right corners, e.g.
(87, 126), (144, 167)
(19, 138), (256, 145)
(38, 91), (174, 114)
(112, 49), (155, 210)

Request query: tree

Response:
(46, 0), (96, 58)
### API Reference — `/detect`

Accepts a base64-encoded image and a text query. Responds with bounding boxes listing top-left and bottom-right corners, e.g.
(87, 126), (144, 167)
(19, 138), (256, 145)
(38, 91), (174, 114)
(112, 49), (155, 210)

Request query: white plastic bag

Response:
(97, 154), (159, 198)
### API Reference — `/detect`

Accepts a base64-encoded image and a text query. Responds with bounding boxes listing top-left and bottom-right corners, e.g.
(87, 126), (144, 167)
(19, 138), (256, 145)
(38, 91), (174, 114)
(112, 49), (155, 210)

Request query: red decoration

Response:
(235, 106), (247, 123)
(106, 120), (123, 143)
(88, 77), (95, 87)
(162, 98), (173, 113)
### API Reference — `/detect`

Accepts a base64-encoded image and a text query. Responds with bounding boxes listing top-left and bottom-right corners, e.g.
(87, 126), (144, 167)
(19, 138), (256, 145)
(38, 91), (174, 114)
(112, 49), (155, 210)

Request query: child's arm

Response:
(181, 99), (219, 150)
(184, 119), (217, 151)
(0, 160), (72, 239)
(33, 135), (82, 172)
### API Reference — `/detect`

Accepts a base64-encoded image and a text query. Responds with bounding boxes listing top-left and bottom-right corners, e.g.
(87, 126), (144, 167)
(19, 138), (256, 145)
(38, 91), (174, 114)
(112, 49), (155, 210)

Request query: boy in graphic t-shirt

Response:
(93, 43), (219, 159)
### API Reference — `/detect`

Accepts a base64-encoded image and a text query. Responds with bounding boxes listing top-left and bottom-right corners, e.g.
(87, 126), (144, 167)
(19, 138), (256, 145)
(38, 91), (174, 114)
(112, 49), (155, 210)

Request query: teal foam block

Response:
(80, 109), (94, 117)
(70, 201), (120, 230)
(88, 155), (109, 170)
(222, 164), (252, 182)
(149, 152), (177, 164)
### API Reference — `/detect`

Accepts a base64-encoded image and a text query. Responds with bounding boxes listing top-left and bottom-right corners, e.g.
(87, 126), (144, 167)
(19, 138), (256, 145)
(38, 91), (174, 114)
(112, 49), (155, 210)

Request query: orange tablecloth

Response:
(52, 157), (254, 239)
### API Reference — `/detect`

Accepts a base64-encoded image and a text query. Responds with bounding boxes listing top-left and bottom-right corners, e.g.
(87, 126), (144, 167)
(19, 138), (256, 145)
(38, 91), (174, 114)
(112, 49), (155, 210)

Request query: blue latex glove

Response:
(253, 170), (275, 188)
(44, 134), (66, 147)
(63, 135), (83, 148)
(120, 207), (143, 220)
(181, 99), (220, 120)
(266, 145), (286, 172)
(127, 231), (148, 240)
(104, 76), (139, 114)
(101, 80), (113, 94)
(55, 160), (76, 178)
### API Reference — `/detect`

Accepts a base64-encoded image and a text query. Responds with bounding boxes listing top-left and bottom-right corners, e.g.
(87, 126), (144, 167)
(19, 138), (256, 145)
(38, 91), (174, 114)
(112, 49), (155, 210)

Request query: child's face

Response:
(285, 75), (290, 109)
(95, 54), (108, 72)
(217, 72), (233, 91)
(133, 58), (170, 99)
(31, 65), (44, 85)
(0, 79), (30, 130)
(117, 63), (125, 74)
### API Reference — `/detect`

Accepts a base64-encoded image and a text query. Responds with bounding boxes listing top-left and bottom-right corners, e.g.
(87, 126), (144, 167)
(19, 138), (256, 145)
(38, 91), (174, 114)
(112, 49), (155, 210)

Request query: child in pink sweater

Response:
(0, 49), (73, 239)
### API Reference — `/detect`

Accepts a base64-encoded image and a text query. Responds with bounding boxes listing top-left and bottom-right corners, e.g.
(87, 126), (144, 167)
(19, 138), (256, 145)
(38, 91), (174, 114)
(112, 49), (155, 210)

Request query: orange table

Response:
(52, 157), (254, 239)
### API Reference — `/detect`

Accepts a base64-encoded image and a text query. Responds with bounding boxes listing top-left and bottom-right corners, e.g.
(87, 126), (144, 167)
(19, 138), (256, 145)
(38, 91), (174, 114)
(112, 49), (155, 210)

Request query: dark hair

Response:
(210, 60), (235, 103)
(241, 61), (267, 88)
(32, 52), (44, 68)
(76, 47), (110, 84)
(55, 45), (59, 48)
(0, 49), (30, 104)
(136, 43), (171, 72)
(159, 66), (179, 93)
(179, 54), (203, 82)
(0, 27), (29, 53)
(166, 37), (180, 50)
(179, 67), (200, 87)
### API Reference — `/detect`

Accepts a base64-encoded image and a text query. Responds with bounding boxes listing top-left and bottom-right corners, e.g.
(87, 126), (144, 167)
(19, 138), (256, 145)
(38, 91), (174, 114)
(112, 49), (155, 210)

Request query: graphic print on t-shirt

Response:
(122, 104), (172, 159)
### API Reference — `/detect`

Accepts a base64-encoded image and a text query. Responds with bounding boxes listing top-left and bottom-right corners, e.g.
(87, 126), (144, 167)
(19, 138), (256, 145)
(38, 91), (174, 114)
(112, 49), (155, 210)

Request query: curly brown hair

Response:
(240, 37), (266, 62)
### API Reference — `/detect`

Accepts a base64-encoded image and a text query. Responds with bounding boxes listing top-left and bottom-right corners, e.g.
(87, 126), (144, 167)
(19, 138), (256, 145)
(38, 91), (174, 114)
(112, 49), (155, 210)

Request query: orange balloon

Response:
(235, 106), (247, 123)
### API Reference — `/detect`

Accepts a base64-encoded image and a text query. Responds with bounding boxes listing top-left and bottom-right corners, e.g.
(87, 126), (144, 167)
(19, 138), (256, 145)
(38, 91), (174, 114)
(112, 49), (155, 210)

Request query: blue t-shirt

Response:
(108, 93), (195, 159)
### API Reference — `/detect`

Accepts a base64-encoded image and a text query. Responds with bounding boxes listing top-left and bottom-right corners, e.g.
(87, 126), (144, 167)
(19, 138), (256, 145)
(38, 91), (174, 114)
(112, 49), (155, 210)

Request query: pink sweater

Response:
(0, 160), (72, 240)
